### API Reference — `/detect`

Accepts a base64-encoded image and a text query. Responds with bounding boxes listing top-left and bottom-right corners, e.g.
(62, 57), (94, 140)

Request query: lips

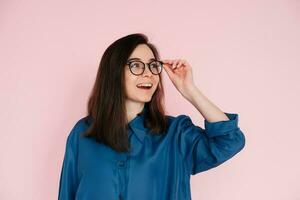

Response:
(136, 85), (152, 89)
(136, 82), (153, 89)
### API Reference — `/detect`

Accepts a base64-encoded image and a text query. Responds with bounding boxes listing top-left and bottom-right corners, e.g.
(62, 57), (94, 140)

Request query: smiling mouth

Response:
(136, 83), (153, 90)
(136, 85), (152, 90)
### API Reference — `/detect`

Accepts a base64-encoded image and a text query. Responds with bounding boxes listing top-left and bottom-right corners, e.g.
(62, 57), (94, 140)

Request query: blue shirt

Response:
(58, 107), (246, 200)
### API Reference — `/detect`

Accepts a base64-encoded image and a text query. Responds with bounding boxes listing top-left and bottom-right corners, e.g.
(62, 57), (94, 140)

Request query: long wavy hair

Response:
(82, 33), (168, 153)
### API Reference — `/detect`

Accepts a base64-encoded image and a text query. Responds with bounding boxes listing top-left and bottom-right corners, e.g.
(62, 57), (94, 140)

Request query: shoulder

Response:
(65, 115), (91, 148)
(166, 114), (195, 126)
(165, 114), (201, 133)
(70, 115), (91, 134)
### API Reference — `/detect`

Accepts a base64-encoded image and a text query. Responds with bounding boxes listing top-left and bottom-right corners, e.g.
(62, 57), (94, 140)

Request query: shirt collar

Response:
(85, 105), (148, 144)
(128, 105), (148, 143)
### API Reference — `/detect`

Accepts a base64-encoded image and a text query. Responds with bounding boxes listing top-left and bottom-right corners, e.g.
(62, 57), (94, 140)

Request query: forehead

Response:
(128, 44), (156, 61)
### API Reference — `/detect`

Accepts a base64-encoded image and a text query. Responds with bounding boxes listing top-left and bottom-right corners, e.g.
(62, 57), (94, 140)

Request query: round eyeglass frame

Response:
(126, 60), (163, 76)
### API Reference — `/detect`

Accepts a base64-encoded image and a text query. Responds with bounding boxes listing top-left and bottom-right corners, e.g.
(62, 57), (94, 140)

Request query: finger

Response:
(162, 61), (172, 69)
(172, 60), (179, 69)
(162, 60), (173, 69)
(182, 60), (191, 69)
(163, 61), (173, 71)
(162, 61), (175, 79)
(176, 60), (183, 69)
(177, 60), (184, 68)
(182, 59), (188, 66)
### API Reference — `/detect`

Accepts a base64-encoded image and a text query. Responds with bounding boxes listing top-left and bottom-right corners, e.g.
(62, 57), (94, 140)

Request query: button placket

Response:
(117, 160), (125, 168)
(116, 154), (130, 199)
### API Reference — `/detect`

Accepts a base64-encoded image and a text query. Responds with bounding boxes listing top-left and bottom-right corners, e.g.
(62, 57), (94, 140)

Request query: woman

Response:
(58, 33), (246, 200)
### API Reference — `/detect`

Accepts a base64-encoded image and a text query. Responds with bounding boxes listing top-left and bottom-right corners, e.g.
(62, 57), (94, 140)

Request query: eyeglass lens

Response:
(128, 61), (162, 75)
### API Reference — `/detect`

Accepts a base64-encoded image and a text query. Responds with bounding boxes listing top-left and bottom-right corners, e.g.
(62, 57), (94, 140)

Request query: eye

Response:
(150, 63), (158, 68)
(150, 61), (162, 68)
(130, 61), (143, 68)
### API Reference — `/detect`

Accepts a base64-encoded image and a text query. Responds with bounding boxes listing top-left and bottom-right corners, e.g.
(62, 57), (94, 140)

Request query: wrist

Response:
(183, 84), (200, 100)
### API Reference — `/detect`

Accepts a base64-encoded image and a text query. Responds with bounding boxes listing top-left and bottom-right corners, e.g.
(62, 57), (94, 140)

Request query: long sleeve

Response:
(58, 125), (80, 200)
(176, 112), (246, 175)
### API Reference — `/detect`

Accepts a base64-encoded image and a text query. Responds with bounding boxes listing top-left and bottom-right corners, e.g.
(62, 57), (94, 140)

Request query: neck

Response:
(125, 101), (145, 122)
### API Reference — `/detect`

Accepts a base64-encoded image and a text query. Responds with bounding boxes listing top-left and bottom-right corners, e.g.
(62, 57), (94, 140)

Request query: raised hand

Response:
(162, 59), (196, 99)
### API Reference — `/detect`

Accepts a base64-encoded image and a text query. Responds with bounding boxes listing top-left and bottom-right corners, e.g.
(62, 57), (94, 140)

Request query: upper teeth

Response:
(137, 83), (153, 87)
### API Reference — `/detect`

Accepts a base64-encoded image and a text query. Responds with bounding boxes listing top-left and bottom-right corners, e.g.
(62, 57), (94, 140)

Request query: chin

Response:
(137, 95), (153, 103)
(140, 97), (152, 102)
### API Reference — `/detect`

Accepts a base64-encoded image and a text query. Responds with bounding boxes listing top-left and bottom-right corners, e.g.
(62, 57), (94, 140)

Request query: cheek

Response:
(125, 83), (137, 98)
(125, 75), (138, 91)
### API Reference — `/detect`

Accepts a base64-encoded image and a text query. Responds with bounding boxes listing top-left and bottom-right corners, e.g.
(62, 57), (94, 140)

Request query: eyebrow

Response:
(127, 57), (157, 62)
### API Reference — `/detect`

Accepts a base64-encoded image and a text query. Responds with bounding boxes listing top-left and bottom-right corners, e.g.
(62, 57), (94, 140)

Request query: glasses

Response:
(126, 60), (163, 76)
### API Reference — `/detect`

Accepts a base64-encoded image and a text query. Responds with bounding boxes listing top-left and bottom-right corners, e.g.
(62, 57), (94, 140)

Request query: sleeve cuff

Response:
(204, 112), (239, 137)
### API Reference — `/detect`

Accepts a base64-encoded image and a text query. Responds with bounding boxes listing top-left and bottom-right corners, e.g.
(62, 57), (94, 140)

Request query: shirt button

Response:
(117, 160), (125, 167)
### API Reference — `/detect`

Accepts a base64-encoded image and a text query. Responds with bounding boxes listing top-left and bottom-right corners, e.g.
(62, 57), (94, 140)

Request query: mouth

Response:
(136, 83), (153, 90)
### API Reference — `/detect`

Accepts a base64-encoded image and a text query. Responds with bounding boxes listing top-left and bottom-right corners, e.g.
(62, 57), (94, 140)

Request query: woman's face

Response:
(124, 44), (160, 103)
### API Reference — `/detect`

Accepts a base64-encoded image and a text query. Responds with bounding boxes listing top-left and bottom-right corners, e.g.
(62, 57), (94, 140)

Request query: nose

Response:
(142, 65), (152, 77)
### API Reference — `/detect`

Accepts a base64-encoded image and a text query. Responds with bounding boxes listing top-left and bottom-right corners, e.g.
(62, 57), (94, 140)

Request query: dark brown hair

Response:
(82, 33), (168, 153)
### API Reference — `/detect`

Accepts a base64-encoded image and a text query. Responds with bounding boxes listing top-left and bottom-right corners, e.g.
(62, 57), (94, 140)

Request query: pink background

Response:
(1, 0), (299, 199)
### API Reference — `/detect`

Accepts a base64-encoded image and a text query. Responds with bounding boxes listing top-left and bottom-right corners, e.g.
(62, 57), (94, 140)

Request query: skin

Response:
(125, 44), (230, 123)
(124, 44), (160, 122)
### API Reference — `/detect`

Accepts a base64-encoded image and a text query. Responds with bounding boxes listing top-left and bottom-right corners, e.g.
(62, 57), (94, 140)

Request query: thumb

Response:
(162, 62), (174, 79)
